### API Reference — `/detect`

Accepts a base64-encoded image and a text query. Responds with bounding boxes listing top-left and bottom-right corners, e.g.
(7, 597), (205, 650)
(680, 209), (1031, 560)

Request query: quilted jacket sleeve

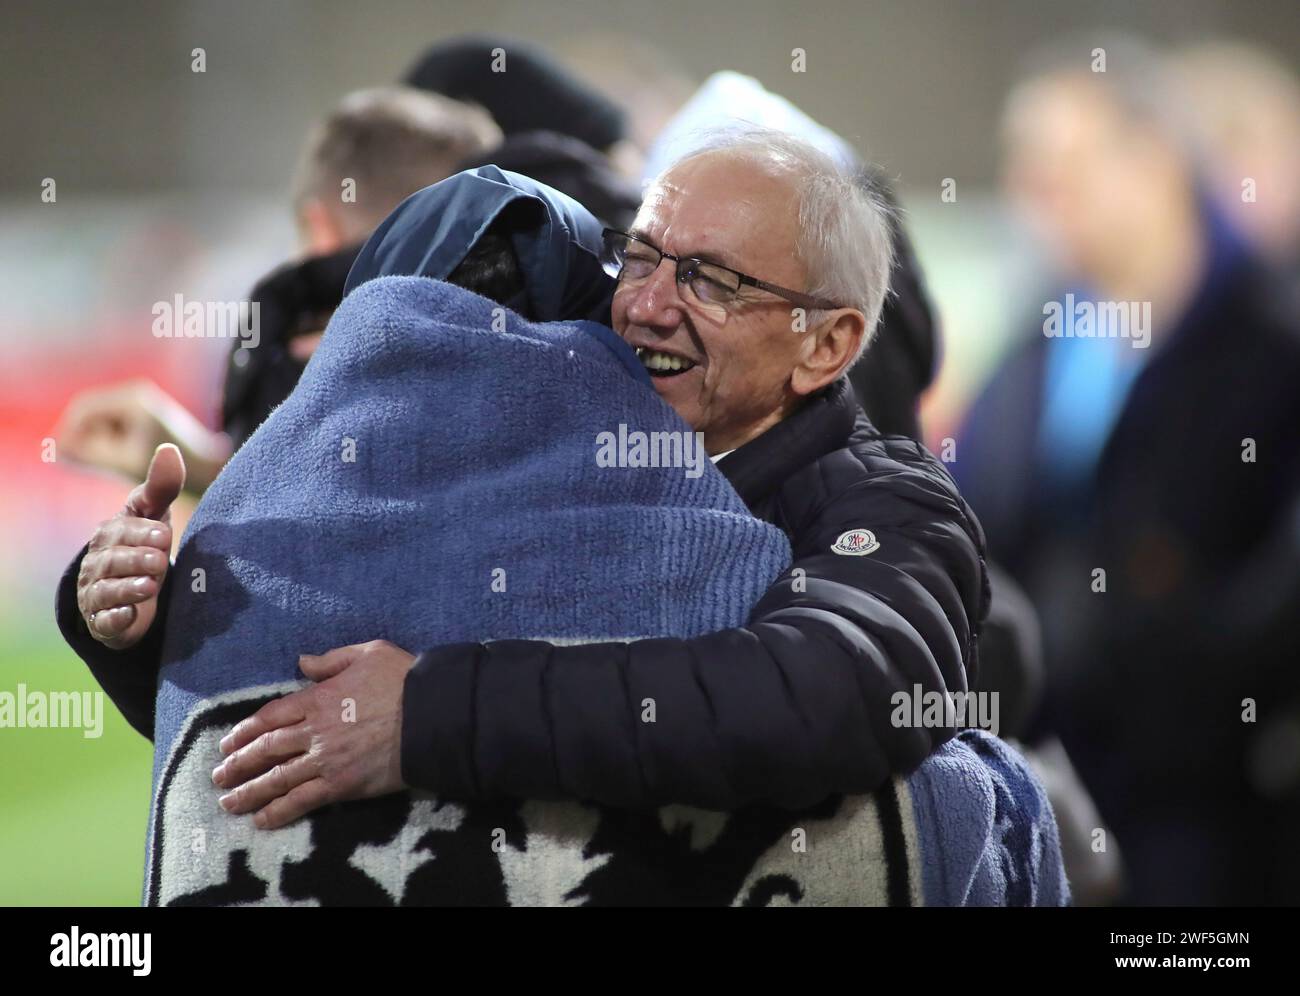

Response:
(54, 545), (169, 740)
(402, 441), (988, 810)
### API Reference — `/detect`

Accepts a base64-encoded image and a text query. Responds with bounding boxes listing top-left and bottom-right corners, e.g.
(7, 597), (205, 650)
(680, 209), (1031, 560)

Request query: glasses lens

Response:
(620, 240), (660, 281)
(600, 231), (627, 279)
(683, 260), (741, 307)
(603, 232), (661, 282)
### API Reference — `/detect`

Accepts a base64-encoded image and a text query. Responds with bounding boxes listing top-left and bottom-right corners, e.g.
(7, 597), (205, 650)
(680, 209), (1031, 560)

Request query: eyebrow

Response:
(628, 226), (743, 272)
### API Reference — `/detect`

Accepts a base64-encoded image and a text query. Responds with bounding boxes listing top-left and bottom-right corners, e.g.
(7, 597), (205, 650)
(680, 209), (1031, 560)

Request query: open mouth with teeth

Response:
(635, 347), (699, 378)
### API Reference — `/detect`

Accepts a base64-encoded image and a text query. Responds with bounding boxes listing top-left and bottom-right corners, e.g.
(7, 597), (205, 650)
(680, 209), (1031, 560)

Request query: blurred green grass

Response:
(0, 626), (153, 905)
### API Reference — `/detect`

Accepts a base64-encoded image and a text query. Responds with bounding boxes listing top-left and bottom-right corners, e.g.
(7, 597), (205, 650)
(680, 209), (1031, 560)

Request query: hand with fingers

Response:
(55, 379), (231, 494)
(211, 640), (414, 828)
(76, 443), (186, 650)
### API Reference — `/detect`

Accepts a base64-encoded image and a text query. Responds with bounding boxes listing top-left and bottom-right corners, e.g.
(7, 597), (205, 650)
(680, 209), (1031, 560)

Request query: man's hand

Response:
(75, 443), (185, 650)
(211, 640), (415, 829)
(56, 379), (231, 492)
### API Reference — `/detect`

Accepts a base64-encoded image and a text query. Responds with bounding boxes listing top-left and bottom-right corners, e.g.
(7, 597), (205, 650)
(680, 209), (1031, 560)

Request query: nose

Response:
(621, 257), (687, 330)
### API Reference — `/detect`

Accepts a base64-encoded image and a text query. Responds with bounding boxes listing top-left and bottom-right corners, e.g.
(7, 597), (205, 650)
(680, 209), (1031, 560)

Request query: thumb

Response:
(124, 443), (186, 520)
(299, 647), (356, 682)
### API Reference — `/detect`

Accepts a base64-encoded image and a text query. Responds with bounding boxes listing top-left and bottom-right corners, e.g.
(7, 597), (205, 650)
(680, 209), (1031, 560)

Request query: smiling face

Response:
(611, 153), (819, 454)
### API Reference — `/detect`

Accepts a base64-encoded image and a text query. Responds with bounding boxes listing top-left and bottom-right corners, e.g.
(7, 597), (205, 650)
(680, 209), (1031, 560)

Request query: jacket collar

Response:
(719, 377), (861, 509)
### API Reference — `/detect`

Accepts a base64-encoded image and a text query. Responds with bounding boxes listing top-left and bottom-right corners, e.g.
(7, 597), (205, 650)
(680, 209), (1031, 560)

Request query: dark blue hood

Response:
(344, 165), (616, 325)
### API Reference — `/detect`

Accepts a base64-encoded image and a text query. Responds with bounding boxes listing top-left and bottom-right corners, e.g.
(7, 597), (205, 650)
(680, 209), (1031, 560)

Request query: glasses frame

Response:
(600, 228), (844, 313)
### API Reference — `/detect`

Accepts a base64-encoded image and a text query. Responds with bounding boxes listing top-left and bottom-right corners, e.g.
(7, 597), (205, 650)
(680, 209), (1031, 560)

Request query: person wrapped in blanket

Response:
(58, 160), (1068, 906)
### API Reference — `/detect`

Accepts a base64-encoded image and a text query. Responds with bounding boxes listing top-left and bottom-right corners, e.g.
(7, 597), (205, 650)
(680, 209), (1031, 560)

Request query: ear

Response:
(790, 308), (867, 396)
(297, 198), (348, 256)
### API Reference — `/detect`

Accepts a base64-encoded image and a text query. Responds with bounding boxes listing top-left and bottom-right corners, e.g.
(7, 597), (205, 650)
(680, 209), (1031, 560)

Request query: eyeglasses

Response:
(599, 228), (843, 315)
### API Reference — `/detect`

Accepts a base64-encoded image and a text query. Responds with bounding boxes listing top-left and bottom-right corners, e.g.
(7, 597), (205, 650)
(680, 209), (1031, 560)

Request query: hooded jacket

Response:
(344, 164), (616, 325)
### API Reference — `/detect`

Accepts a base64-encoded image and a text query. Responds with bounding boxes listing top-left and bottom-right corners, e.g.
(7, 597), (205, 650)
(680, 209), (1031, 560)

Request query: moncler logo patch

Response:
(831, 529), (880, 556)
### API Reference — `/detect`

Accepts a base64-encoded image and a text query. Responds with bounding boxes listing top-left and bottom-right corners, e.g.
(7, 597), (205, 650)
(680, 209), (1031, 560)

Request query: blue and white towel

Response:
(144, 274), (1066, 906)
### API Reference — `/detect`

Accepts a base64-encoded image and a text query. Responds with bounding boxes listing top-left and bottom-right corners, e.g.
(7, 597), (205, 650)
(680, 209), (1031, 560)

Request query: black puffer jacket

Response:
(402, 376), (989, 809)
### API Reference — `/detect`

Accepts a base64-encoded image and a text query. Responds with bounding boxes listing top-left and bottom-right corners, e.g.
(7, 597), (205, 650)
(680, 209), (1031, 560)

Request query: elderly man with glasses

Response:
(70, 127), (989, 831)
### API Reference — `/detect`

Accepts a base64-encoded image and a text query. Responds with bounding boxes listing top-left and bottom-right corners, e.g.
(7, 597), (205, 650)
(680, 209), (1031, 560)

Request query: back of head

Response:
(404, 35), (626, 153)
(291, 86), (502, 244)
(454, 130), (641, 229)
(554, 32), (697, 156)
(444, 210), (527, 308)
(346, 165), (615, 324)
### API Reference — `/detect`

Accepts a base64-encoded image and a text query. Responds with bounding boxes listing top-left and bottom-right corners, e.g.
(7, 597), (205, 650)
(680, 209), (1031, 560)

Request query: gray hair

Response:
(661, 124), (896, 362)
(291, 86), (502, 240)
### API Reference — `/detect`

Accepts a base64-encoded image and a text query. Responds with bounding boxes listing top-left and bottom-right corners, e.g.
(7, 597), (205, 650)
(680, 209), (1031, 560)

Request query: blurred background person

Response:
(290, 88), (500, 260)
(56, 85), (501, 495)
(402, 35), (642, 226)
(1174, 41), (1300, 268)
(954, 37), (1300, 904)
(55, 35), (651, 500)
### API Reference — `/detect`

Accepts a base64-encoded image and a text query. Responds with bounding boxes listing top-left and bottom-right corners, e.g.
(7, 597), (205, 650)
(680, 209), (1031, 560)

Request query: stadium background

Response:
(2, 0), (1296, 903)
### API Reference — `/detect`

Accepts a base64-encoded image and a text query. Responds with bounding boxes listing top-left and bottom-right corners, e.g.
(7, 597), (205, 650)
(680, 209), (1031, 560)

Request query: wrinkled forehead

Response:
(634, 153), (801, 270)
